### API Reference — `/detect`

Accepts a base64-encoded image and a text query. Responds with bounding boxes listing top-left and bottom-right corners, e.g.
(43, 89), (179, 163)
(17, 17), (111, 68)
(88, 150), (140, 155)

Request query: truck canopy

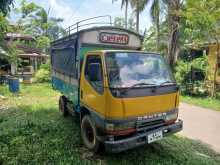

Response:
(51, 26), (143, 78)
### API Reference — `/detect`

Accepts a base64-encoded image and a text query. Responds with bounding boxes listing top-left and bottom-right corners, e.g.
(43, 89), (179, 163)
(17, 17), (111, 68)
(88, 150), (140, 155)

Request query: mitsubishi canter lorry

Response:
(51, 16), (183, 153)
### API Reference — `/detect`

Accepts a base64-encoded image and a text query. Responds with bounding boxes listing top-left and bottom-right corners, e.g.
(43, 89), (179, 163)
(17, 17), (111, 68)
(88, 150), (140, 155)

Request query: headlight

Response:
(105, 121), (136, 135)
(105, 121), (135, 131)
(165, 111), (178, 121)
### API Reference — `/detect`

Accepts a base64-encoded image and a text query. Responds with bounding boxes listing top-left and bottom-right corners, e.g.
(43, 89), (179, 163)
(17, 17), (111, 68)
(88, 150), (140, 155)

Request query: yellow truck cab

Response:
(51, 16), (183, 153)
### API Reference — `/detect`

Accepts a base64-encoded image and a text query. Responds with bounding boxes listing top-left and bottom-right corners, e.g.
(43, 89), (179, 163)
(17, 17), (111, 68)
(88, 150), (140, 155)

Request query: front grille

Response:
(136, 119), (165, 132)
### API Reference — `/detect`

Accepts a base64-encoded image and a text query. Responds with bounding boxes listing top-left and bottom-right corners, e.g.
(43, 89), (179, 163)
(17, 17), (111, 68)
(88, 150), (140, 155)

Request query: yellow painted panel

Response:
(80, 52), (106, 117)
(105, 89), (178, 119)
(105, 90), (124, 118)
(121, 93), (177, 118)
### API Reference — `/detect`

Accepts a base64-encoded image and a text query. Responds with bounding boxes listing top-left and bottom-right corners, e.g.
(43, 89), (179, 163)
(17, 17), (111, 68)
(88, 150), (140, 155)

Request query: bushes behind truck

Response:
(33, 60), (51, 83)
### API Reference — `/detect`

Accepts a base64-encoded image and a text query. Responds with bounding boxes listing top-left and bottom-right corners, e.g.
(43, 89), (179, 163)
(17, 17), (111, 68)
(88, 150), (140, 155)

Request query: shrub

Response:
(174, 55), (209, 96)
(34, 68), (50, 83)
(33, 60), (51, 83)
(192, 81), (208, 96)
(216, 92), (220, 100)
(174, 60), (189, 85)
(39, 60), (51, 71)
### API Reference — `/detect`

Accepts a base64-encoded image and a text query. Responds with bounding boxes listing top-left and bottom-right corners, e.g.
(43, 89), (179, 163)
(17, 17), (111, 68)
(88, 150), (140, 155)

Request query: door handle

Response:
(81, 90), (83, 99)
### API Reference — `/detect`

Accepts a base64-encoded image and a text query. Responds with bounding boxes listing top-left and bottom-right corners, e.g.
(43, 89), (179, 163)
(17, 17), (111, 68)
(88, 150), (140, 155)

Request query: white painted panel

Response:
(80, 29), (142, 49)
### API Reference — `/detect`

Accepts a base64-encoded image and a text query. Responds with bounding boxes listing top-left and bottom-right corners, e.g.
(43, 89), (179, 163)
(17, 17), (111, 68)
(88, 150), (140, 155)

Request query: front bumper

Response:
(104, 119), (183, 153)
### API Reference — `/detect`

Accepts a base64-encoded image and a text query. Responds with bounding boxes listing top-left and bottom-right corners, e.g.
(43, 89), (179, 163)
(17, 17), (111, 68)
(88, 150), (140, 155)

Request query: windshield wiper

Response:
(110, 81), (174, 89)
(159, 81), (176, 86)
(131, 82), (157, 88)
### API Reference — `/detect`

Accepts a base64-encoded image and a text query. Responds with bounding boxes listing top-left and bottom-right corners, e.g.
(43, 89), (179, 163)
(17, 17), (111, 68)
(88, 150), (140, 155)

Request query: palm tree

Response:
(112, 0), (129, 29)
(130, 0), (152, 33)
(35, 7), (63, 38)
(149, 0), (160, 51)
(167, 0), (182, 66)
(114, 0), (145, 32)
(122, 0), (129, 29)
(129, 0), (141, 32)
(129, 0), (182, 65)
(139, 0), (164, 51)
(18, 3), (64, 40)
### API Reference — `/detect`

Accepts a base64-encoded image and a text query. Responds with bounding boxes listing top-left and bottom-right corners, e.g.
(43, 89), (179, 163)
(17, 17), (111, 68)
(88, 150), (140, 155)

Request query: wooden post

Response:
(11, 62), (16, 75)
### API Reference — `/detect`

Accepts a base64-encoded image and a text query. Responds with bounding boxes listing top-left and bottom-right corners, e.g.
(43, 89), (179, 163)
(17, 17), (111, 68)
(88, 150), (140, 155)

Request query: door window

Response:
(84, 55), (104, 94)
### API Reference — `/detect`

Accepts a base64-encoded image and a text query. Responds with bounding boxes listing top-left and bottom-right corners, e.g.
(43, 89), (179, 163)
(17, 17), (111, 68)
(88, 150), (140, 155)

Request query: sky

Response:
(12, 0), (153, 32)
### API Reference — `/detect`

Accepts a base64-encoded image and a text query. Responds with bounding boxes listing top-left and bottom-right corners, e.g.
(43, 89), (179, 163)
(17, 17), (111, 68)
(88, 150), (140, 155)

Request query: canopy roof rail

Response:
(59, 15), (113, 39)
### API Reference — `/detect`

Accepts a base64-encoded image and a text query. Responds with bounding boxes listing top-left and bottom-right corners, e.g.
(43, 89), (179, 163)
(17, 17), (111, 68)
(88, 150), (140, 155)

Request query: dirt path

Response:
(179, 102), (220, 153)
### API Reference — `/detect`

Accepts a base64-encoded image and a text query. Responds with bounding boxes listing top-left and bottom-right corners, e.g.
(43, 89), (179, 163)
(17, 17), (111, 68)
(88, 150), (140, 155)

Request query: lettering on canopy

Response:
(99, 32), (129, 45)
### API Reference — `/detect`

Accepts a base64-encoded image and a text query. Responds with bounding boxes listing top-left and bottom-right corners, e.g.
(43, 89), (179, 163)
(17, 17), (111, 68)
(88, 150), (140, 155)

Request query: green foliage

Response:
(12, 0), (65, 53)
(39, 60), (51, 71)
(36, 36), (50, 52)
(216, 92), (220, 100)
(0, 0), (14, 16)
(33, 61), (51, 83)
(0, 14), (19, 63)
(191, 55), (208, 72)
(114, 17), (125, 28)
(179, 0), (220, 97)
(114, 16), (136, 31)
(16, 0), (64, 41)
(0, 43), (18, 63)
(184, 0), (220, 44)
(33, 68), (50, 83)
(20, 0), (40, 18)
(174, 60), (189, 84)
(175, 55), (209, 95)
(143, 21), (168, 54)
(0, 84), (220, 164)
(175, 55), (208, 84)
(0, 13), (9, 39)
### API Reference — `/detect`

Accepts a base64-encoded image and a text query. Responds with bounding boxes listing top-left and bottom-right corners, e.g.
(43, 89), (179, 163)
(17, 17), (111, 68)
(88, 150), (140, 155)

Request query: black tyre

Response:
(81, 115), (100, 152)
(59, 96), (68, 117)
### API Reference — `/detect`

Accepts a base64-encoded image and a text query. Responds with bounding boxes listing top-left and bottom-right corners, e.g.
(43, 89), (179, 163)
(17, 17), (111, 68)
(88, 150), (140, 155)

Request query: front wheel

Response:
(81, 115), (100, 152)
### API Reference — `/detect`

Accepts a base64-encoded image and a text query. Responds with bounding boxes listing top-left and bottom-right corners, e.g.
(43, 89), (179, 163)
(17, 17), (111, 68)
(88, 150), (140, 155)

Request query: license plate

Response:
(148, 131), (163, 143)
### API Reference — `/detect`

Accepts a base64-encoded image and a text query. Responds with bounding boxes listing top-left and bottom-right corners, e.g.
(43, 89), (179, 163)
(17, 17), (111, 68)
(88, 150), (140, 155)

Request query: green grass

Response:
(181, 95), (220, 111)
(1, 83), (220, 164)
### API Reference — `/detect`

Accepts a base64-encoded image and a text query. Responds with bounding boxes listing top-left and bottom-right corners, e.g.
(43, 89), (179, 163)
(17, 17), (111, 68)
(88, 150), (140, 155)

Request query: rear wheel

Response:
(59, 96), (68, 117)
(81, 115), (100, 152)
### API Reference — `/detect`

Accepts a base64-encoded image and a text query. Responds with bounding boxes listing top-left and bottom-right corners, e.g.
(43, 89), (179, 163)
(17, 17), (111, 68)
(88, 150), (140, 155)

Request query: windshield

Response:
(105, 52), (175, 88)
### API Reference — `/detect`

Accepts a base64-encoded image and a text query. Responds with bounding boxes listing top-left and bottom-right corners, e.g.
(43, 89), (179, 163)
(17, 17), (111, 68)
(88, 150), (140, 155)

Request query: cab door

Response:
(80, 54), (106, 117)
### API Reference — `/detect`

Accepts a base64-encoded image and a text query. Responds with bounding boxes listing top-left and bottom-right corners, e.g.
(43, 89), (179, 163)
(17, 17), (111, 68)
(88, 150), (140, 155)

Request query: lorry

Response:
(51, 16), (183, 153)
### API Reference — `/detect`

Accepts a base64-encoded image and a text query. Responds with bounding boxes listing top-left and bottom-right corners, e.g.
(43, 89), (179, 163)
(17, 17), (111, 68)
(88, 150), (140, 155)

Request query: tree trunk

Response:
(136, 0), (139, 33)
(125, 0), (128, 29)
(156, 9), (160, 51)
(167, 0), (181, 66)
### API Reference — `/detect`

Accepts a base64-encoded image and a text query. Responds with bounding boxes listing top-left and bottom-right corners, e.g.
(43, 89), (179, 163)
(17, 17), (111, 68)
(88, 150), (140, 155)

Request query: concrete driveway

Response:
(179, 102), (220, 153)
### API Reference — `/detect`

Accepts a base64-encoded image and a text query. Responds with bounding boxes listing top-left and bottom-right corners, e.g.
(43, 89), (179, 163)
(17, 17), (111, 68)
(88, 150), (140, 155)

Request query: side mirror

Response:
(88, 63), (102, 82)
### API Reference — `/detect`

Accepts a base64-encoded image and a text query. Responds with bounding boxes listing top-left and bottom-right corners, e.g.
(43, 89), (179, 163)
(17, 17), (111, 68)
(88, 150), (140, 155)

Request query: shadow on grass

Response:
(1, 105), (220, 165)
